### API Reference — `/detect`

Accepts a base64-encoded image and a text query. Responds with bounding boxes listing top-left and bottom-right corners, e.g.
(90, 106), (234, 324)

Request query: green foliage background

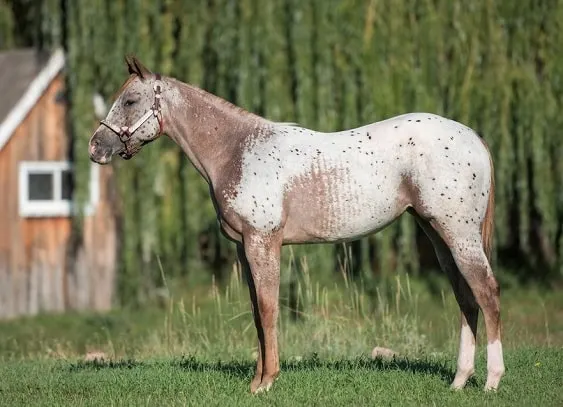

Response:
(2, 0), (562, 304)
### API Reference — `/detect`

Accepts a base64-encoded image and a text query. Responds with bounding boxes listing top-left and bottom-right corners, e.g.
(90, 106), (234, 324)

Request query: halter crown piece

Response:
(100, 73), (164, 157)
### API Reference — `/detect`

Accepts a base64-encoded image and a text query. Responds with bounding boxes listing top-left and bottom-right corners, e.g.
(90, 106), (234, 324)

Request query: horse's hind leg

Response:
(410, 211), (479, 389)
(416, 212), (505, 390)
(447, 234), (504, 391)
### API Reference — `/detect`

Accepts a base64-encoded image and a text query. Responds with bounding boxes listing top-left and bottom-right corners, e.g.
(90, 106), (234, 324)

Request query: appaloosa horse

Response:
(89, 56), (505, 393)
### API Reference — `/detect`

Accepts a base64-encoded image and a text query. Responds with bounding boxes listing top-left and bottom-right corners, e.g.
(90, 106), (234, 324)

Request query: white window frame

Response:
(18, 161), (99, 218)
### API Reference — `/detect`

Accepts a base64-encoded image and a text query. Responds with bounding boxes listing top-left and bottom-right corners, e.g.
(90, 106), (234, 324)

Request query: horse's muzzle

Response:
(89, 132), (115, 164)
(89, 144), (112, 164)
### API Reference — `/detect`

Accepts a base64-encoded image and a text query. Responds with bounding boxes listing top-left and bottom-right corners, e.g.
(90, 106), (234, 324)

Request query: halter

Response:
(100, 73), (164, 157)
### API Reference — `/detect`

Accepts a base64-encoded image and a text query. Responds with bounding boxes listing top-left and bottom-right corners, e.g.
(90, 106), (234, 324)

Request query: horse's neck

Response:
(162, 78), (269, 184)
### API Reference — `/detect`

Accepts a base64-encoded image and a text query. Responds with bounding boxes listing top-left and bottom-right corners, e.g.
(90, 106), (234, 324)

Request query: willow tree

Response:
(6, 0), (560, 305)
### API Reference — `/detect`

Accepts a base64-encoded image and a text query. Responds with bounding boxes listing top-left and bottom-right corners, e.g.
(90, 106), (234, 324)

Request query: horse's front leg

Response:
(236, 244), (263, 391)
(240, 233), (282, 393)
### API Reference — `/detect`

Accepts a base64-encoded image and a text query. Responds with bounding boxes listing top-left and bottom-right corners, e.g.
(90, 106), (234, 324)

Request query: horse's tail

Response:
(479, 138), (495, 262)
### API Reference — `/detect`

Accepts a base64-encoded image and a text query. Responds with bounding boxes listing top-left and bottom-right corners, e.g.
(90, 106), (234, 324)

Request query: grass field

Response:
(0, 264), (562, 406)
(0, 348), (561, 406)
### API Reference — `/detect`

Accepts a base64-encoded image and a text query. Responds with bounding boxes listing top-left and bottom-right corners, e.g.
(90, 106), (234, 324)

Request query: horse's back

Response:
(277, 113), (492, 243)
(228, 113), (492, 244)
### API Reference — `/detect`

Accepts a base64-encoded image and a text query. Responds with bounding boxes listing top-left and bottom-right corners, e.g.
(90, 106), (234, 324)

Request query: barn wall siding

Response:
(0, 73), (117, 319)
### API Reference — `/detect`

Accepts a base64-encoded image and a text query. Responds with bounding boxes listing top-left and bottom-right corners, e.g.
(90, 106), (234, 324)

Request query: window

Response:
(18, 161), (99, 217)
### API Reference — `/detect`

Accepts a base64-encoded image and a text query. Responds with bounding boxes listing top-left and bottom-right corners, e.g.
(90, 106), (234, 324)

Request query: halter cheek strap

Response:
(100, 73), (163, 156)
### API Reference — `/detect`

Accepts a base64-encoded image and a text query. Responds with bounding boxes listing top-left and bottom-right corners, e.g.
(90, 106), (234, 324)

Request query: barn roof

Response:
(0, 47), (65, 151)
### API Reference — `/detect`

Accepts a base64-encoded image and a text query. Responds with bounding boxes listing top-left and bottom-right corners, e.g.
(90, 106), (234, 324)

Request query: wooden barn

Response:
(0, 48), (117, 319)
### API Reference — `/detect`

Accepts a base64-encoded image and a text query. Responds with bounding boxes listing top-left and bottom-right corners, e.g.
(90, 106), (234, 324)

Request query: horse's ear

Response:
(124, 55), (152, 79)
(125, 55), (137, 76)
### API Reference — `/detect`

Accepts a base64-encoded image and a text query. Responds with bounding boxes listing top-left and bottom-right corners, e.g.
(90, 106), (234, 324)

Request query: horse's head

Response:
(89, 56), (163, 164)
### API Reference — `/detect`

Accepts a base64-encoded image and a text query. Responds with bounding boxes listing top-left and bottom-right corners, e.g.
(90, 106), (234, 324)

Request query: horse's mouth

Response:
(118, 151), (134, 160)
(118, 139), (155, 160)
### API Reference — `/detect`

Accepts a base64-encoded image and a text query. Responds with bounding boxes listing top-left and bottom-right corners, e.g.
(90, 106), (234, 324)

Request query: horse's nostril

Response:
(89, 142), (98, 156)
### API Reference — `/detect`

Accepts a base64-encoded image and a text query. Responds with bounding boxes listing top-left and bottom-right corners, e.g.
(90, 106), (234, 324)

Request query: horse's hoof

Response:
(450, 368), (474, 390)
(484, 368), (504, 392)
(253, 382), (272, 394)
(251, 382), (272, 394)
(249, 376), (262, 394)
(250, 374), (278, 394)
(484, 383), (500, 392)
(484, 381), (501, 392)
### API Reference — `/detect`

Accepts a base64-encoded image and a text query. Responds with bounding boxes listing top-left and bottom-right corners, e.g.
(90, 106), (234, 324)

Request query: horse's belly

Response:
(285, 215), (398, 245)
(283, 172), (405, 244)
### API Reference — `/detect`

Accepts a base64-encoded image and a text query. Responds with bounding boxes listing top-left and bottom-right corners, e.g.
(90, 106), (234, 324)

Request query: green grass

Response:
(0, 265), (562, 406)
(0, 349), (561, 406)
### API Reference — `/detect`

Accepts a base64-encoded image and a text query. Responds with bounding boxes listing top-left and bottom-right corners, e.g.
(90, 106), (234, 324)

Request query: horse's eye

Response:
(124, 99), (136, 107)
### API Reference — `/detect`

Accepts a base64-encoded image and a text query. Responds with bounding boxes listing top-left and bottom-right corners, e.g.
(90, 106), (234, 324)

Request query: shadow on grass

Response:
(67, 358), (142, 372)
(66, 353), (475, 387)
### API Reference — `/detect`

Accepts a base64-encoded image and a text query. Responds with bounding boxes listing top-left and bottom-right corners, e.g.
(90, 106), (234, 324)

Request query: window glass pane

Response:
(28, 173), (53, 200)
(61, 169), (73, 200)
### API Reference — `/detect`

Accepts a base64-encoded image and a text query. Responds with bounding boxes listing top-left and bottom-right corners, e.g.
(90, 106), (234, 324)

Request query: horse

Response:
(89, 56), (505, 393)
